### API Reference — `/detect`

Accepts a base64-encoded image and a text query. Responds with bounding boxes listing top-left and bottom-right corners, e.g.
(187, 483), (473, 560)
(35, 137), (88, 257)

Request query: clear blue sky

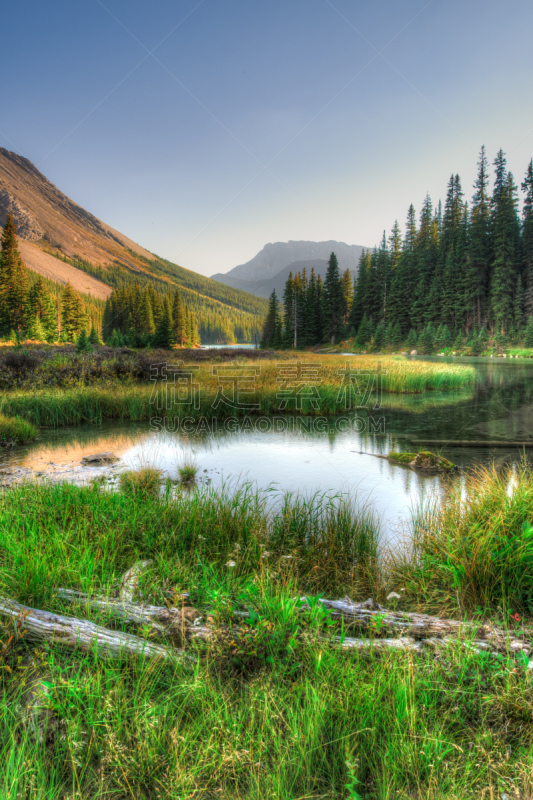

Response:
(2, 0), (533, 276)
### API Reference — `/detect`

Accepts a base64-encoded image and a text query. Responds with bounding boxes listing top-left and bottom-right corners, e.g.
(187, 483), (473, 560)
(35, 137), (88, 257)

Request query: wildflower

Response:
(261, 551), (271, 559)
(511, 613), (520, 622)
(281, 555), (293, 559)
(226, 560), (236, 568)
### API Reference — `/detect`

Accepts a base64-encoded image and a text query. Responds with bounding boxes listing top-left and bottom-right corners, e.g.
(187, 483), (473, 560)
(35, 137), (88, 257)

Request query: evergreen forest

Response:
(262, 147), (533, 353)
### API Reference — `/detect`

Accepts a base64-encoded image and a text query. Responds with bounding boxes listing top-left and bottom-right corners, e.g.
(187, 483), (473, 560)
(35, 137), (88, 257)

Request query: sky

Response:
(1, 0), (533, 277)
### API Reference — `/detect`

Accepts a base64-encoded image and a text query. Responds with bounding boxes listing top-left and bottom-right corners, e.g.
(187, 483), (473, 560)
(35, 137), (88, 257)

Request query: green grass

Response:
(2, 471), (533, 796)
(118, 467), (162, 499)
(0, 360), (476, 431)
(0, 412), (38, 445)
(178, 462), (198, 485)
(392, 461), (533, 616)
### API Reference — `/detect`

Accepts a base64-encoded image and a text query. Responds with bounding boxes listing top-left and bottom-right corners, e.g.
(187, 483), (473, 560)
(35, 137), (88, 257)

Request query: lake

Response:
(1, 356), (532, 543)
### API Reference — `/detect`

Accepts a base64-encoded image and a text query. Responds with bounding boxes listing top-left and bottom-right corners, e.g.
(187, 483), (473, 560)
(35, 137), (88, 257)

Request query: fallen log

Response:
(58, 588), (201, 644)
(410, 439), (533, 448)
(300, 597), (530, 655)
(0, 597), (194, 665)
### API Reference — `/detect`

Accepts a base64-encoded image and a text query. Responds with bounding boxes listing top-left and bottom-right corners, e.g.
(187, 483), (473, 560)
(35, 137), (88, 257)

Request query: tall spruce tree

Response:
(466, 146), (492, 328)
(0, 212), (29, 334)
(323, 252), (344, 344)
(522, 159), (533, 318)
(261, 290), (280, 348)
(491, 171), (521, 333)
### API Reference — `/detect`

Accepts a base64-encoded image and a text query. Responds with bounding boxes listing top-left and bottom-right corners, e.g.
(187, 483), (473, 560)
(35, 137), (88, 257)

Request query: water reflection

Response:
(1, 357), (533, 542)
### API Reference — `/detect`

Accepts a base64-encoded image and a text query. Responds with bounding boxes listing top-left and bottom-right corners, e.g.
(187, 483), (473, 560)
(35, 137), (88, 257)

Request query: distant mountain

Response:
(211, 240), (366, 286)
(214, 259), (339, 299)
(0, 147), (267, 341)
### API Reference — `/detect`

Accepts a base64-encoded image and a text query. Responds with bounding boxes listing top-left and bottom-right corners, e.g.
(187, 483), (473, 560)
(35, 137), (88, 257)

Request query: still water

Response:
(1, 357), (532, 541)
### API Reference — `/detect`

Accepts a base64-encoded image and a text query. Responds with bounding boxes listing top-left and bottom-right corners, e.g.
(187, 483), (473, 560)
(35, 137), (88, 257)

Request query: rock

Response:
(410, 349), (417, 355)
(0, 189), (43, 240)
(82, 452), (119, 465)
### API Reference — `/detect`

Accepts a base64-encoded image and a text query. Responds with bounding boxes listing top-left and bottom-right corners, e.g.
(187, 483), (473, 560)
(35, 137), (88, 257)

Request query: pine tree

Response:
(282, 272), (295, 348)
(522, 159), (533, 318)
(261, 290), (280, 348)
(172, 289), (185, 345)
(152, 296), (175, 349)
(348, 250), (369, 333)
(466, 146), (492, 328)
(76, 328), (92, 353)
(323, 252), (344, 344)
(406, 329), (417, 349)
(388, 206), (416, 334)
(0, 212), (29, 334)
(340, 268), (353, 323)
(88, 325), (100, 346)
(524, 316), (533, 348)
(491, 172), (521, 334)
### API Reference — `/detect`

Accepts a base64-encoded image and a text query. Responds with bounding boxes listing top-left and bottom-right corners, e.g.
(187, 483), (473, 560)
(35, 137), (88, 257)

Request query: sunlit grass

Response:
(0, 412), (38, 445)
(1, 473), (533, 797)
(391, 461), (533, 615)
(0, 354), (476, 429)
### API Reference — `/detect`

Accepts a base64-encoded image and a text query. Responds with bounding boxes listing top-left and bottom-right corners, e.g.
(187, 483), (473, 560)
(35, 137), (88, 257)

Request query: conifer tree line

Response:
(260, 252), (353, 348)
(53, 251), (264, 344)
(103, 284), (200, 348)
(263, 148), (533, 351)
(0, 213), (95, 342)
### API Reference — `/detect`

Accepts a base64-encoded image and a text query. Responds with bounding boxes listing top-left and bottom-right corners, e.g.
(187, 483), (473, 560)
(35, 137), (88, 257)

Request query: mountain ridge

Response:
(211, 240), (366, 285)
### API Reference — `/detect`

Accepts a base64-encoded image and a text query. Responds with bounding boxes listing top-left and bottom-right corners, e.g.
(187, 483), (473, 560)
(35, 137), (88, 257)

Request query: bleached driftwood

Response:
(0, 597), (193, 665)
(58, 588), (202, 644)
(303, 597), (530, 655)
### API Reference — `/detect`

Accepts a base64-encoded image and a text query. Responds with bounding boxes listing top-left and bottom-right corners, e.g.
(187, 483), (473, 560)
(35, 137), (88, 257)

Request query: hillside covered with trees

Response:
(0, 213), (102, 342)
(263, 147), (533, 353)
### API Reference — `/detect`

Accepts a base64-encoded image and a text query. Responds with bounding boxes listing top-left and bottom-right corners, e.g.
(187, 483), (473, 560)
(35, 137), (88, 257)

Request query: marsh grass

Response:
(0, 412), (38, 445)
(3, 472), (533, 797)
(178, 462), (198, 484)
(391, 461), (533, 616)
(118, 467), (162, 499)
(0, 355), (476, 430)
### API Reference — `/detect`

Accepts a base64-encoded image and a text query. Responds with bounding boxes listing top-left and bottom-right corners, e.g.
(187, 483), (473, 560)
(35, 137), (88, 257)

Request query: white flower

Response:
(387, 592), (401, 601)
(261, 551), (271, 559)
(198, 536), (206, 540)
(226, 560), (236, 568)
(281, 555), (293, 560)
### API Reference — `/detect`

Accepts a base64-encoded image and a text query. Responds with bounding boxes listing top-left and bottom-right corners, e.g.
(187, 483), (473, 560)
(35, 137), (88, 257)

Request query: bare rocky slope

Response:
(0, 149), (269, 331)
(0, 148), (157, 297)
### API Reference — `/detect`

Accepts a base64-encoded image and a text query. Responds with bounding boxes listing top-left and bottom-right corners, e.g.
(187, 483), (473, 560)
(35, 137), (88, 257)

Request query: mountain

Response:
(213, 259), (340, 299)
(0, 147), (267, 341)
(211, 240), (366, 286)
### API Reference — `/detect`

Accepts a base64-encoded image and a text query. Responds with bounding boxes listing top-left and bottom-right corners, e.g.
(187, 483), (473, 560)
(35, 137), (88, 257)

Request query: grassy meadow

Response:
(0, 347), (476, 429)
(2, 464), (533, 798)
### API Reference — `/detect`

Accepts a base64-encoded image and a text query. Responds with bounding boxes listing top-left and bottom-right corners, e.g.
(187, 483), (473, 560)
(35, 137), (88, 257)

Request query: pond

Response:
(1, 356), (532, 542)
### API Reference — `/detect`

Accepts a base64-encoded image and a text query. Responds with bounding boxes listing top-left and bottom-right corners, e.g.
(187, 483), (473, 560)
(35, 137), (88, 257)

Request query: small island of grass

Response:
(388, 450), (458, 473)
